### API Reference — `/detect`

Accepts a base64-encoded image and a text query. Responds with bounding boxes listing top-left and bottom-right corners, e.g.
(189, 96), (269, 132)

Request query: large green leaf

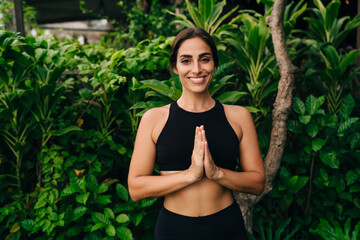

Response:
(293, 97), (305, 115)
(216, 91), (248, 104)
(106, 225), (116, 237)
(338, 117), (359, 135)
(320, 150), (339, 169)
(312, 138), (326, 152)
(116, 226), (134, 240)
(91, 212), (111, 225)
(116, 214), (130, 224)
(116, 183), (129, 201)
(199, 0), (214, 23)
(71, 206), (87, 221)
(324, 0), (340, 31)
(86, 174), (99, 193)
(52, 125), (82, 136)
(185, 0), (204, 29)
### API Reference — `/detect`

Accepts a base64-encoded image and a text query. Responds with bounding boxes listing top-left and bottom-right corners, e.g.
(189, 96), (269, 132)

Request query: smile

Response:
(188, 76), (206, 84)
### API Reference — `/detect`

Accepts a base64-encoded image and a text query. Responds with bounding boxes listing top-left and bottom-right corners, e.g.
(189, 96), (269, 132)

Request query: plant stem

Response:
(305, 153), (315, 217)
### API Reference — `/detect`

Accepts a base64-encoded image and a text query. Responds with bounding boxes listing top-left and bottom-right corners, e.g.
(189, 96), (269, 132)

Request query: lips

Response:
(188, 76), (206, 84)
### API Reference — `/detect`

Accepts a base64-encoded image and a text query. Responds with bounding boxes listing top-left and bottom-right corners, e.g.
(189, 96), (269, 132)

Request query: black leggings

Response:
(154, 201), (248, 240)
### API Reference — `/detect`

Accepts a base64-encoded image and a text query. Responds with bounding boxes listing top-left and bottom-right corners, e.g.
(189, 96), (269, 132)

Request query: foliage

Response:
(0, 31), (159, 239)
(1, 0), (360, 239)
(167, 0), (239, 36)
(100, 0), (178, 49)
(300, 0), (360, 48)
(249, 217), (301, 240)
(310, 218), (360, 240)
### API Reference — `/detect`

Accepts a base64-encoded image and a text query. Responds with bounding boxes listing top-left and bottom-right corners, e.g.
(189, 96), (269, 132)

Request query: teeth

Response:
(189, 77), (205, 82)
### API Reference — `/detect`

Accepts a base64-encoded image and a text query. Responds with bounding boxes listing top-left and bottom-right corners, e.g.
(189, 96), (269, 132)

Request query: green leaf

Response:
(90, 223), (106, 232)
(216, 91), (248, 104)
(312, 138), (326, 152)
(104, 208), (115, 220)
(20, 219), (35, 231)
(61, 185), (80, 197)
(116, 184), (129, 201)
(131, 213), (143, 226)
(306, 121), (319, 138)
(207, 1), (225, 31)
(199, 0), (214, 22)
(116, 226), (134, 240)
(91, 212), (111, 225)
(106, 225), (116, 237)
(349, 133), (360, 150)
(293, 97), (305, 115)
(53, 126), (82, 136)
(76, 192), (90, 205)
(116, 214), (130, 224)
(86, 174), (99, 193)
(35, 48), (47, 61)
(288, 120), (303, 134)
(140, 79), (175, 100)
(346, 170), (359, 185)
(299, 115), (311, 124)
(71, 206), (87, 221)
(96, 195), (112, 205)
(139, 198), (157, 208)
(98, 183), (109, 194)
(339, 94), (355, 119)
(305, 95), (317, 115)
(338, 117), (359, 135)
(185, 0), (204, 28)
(34, 199), (47, 209)
(320, 150), (339, 169)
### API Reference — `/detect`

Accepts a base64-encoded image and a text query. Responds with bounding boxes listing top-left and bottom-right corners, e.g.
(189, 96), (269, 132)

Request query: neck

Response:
(177, 90), (215, 112)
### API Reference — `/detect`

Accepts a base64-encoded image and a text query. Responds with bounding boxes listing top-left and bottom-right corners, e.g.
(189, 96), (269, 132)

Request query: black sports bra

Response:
(155, 100), (239, 171)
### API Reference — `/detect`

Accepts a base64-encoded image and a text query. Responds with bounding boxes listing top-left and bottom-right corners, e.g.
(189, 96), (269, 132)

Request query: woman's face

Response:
(173, 37), (216, 94)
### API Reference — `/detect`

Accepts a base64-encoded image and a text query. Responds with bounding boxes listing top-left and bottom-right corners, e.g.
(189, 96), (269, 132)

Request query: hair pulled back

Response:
(169, 27), (218, 70)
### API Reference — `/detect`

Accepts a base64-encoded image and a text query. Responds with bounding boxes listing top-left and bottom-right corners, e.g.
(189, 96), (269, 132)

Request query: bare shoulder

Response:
(140, 104), (170, 125)
(139, 104), (171, 143)
(222, 104), (253, 123)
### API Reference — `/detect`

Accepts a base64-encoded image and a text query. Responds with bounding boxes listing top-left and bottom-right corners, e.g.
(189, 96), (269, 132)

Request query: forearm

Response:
(212, 168), (265, 195)
(128, 170), (196, 201)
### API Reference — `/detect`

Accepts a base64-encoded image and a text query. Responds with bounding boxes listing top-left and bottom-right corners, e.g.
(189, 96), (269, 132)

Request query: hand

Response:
(188, 126), (205, 182)
(202, 129), (220, 180)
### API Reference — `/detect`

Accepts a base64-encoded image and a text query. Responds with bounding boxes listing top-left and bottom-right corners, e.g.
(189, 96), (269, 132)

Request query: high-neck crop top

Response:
(155, 100), (239, 171)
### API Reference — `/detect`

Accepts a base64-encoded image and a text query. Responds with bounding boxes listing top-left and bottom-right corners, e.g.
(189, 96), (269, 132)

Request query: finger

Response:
(194, 126), (200, 150)
(201, 127), (206, 142)
(204, 141), (209, 158)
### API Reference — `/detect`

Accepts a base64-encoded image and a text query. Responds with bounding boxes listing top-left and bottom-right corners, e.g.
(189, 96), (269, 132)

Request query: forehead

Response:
(177, 37), (212, 57)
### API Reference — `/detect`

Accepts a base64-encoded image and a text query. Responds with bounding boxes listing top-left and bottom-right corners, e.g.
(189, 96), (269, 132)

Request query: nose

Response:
(192, 61), (201, 74)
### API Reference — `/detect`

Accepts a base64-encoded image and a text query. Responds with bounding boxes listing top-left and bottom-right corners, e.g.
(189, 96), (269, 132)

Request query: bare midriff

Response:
(160, 170), (234, 217)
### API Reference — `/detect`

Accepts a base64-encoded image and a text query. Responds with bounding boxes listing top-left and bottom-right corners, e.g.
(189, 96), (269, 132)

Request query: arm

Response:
(203, 107), (265, 195)
(128, 109), (204, 201)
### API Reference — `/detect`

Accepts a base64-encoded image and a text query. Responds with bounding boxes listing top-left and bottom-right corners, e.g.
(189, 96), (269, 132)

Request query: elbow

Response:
(254, 174), (266, 196)
(128, 178), (143, 202)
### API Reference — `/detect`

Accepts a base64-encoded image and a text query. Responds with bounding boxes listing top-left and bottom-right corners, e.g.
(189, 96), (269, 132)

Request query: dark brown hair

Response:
(169, 27), (218, 70)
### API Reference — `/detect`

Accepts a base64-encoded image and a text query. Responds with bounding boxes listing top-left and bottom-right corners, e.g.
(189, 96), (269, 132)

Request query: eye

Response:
(181, 59), (190, 64)
(201, 58), (210, 63)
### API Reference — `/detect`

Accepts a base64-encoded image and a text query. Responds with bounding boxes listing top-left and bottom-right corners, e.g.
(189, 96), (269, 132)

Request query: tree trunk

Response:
(234, 0), (296, 232)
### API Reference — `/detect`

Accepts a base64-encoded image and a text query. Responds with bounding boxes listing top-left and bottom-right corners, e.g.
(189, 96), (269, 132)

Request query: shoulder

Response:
(222, 103), (253, 122)
(140, 104), (171, 125)
(138, 104), (171, 142)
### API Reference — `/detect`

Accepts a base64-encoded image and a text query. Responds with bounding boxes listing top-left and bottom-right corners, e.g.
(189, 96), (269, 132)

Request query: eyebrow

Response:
(179, 53), (212, 58)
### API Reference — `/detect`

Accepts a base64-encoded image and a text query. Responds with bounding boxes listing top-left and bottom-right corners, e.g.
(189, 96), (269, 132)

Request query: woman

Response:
(128, 27), (265, 240)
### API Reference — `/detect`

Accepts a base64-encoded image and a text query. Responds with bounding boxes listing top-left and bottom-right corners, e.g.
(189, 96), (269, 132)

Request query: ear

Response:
(173, 67), (179, 75)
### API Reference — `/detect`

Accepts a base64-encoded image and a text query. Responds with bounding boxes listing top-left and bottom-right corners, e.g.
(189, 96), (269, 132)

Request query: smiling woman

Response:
(128, 27), (265, 240)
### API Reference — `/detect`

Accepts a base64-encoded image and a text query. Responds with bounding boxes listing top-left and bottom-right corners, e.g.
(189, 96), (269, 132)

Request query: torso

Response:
(149, 102), (244, 217)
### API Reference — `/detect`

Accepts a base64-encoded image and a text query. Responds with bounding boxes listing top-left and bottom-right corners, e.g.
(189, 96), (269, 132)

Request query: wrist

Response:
(184, 168), (202, 183)
(211, 167), (224, 181)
